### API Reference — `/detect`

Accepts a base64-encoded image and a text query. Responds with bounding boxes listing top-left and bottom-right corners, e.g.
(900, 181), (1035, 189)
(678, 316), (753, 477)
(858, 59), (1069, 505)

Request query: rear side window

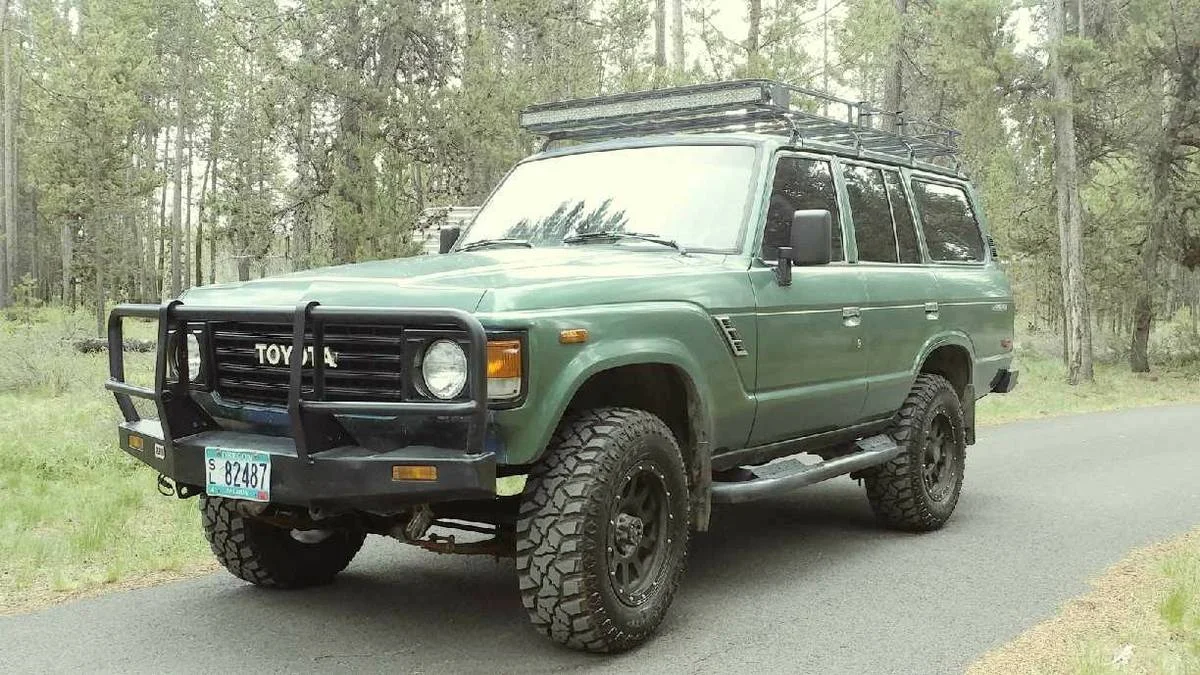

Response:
(761, 157), (842, 262)
(883, 171), (922, 263)
(911, 180), (985, 262)
(842, 164), (897, 263)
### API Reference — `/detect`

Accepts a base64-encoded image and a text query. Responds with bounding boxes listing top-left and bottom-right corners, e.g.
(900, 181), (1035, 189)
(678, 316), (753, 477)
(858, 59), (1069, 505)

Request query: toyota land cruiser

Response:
(105, 80), (1017, 653)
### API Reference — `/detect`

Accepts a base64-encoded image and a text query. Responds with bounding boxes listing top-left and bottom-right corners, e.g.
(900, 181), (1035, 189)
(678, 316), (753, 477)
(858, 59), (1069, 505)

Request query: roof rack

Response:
(519, 80), (963, 176)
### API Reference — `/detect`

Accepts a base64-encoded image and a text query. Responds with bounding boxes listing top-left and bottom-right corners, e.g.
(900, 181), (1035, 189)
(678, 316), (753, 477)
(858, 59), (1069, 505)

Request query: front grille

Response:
(210, 322), (407, 406)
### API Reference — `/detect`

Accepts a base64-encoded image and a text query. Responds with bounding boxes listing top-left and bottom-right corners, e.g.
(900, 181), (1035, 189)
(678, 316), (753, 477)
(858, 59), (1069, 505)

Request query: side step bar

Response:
(711, 434), (901, 504)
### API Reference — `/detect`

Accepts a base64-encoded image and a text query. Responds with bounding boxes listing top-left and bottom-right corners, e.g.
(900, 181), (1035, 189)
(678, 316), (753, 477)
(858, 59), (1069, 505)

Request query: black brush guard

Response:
(105, 301), (496, 506)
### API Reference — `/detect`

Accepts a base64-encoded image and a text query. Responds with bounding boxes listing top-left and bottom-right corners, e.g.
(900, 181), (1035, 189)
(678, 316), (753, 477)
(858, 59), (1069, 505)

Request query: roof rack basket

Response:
(519, 80), (962, 175)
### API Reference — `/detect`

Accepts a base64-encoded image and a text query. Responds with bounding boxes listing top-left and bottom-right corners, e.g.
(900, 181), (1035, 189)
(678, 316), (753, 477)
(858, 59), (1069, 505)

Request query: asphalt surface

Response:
(4, 405), (1200, 674)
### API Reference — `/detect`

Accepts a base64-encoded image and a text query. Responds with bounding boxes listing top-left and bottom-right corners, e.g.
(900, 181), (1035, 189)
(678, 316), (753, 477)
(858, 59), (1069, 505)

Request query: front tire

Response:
(516, 407), (690, 653)
(865, 373), (967, 531)
(201, 496), (365, 589)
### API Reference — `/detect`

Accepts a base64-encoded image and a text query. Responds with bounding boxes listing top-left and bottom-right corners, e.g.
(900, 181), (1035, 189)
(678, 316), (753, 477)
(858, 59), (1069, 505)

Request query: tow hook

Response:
(156, 474), (202, 499)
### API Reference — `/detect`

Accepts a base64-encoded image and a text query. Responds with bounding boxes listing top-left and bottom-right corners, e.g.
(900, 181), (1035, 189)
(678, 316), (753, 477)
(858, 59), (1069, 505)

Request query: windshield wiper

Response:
(563, 231), (684, 253)
(458, 238), (533, 252)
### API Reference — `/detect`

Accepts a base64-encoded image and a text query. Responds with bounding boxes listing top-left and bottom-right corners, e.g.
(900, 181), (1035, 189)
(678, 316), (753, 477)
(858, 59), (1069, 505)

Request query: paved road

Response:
(4, 405), (1200, 674)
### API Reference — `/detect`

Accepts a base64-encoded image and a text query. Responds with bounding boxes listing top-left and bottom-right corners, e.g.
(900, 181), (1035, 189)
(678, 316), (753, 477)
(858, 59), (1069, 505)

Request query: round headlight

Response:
(422, 339), (468, 400)
(185, 333), (203, 381)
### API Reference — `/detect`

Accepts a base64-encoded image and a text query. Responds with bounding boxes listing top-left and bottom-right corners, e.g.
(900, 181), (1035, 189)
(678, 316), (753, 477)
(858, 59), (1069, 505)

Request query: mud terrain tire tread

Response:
(865, 373), (966, 532)
(516, 407), (690, 653)
(201, 496), (365, 589)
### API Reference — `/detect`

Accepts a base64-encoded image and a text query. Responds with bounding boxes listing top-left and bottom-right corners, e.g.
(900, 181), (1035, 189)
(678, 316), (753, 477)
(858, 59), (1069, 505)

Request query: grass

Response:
(0, 308), (213, 614)
(969, 528), (1200, 675)
(977, 350), (1200, 426)
(1, 308), (1198, 614)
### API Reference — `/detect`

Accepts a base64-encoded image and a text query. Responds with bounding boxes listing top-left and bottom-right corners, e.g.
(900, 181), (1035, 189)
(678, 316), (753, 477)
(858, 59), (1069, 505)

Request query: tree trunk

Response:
(184, 130), (193, 289)
(195, 147), (212, 288)
(746, 0), (761, 67)
(157, 127), (171, 298)
(0, 0), (11, 308)
(1049, 0), (1093, 383)
(654, 0), (666, 68)
(292, 96), (313, 271)
(169, 103), (186, 297)
(60, 219), (72, 305)
(881, 0), (908, 132)
(671, 0), (684, 71)
(93, 217), (105, 337)
(1130, 51), (1199, 372)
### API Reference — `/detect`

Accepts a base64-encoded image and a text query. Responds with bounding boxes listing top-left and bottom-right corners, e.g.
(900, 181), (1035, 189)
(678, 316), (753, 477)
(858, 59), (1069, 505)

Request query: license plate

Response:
(205, 448), (272, 502)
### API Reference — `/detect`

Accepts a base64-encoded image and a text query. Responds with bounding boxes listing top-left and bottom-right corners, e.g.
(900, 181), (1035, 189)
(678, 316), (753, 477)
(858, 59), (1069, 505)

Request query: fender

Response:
(542, 337), (717, 531)
(911, 330), (978, 377)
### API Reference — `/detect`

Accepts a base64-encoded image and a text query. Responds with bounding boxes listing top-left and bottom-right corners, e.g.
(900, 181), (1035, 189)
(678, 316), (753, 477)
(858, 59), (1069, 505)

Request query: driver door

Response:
(749, 153), (870, 445)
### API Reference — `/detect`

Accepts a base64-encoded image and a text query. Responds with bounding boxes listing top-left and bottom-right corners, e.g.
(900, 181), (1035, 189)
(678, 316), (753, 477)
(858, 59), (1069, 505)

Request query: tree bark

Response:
(0, 0), (12, 308)
(60, 219), (72, 305)
(184, 130), (193, 289)
(654, 0), (666, 68)
(170, 102), (186, 297)
(93, 217), (104, 337)
(157, 127), (171, 298)
(881, 0), (908, 132)
(671, 0), (684, 71)
(292, 93), (313, 272)
(1049, 0), (1094, 383)
(195, 144), (213, 287)
(1130, 49), (1200, 372)
(746, 0), (761, 67)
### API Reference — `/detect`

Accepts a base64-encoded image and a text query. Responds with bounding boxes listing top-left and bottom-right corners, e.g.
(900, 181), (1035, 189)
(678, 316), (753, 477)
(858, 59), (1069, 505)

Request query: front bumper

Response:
(119, 419), (496, 506)
(106, 301), (495, 507)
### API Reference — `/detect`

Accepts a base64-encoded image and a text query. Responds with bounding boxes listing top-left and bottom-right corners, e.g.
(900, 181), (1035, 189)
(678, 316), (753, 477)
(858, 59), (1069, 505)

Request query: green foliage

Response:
(0, 308), (207, 610)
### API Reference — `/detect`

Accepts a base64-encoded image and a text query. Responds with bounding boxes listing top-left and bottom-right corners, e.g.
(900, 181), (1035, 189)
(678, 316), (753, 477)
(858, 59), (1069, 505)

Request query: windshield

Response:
(459, 144), (757, 251)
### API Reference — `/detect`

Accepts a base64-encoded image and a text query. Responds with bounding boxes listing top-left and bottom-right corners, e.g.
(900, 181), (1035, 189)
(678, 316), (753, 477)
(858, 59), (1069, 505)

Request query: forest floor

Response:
(969, 527), (1200, 675)
(1, 309), (1199, 614)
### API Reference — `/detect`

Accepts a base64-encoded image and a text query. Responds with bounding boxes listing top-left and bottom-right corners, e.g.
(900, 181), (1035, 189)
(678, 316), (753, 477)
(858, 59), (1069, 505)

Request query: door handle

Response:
(925, 302), (939, 320)
(842, 307), (862, 327)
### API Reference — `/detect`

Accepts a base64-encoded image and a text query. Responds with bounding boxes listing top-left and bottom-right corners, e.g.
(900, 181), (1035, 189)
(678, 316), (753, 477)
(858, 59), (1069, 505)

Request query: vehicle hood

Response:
(180, 248), (738, 313)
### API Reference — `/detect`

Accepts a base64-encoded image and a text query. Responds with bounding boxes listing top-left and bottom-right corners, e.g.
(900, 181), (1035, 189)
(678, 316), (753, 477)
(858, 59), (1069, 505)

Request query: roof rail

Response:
(519, 80), (962, 175)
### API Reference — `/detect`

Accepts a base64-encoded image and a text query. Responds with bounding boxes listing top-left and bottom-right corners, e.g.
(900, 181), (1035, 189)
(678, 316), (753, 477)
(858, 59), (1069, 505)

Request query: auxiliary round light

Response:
(185, 333), (203, 381)
(422, 339), (468, 400)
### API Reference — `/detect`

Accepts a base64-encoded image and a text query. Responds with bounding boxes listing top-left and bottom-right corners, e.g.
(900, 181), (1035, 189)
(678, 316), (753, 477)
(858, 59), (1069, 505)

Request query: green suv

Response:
(105, 80), (1017, 653)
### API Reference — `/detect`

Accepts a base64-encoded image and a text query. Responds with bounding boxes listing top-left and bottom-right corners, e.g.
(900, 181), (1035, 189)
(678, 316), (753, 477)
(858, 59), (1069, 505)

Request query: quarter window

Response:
(911, 181), (985, 262)
(883, 171), (922, 263)
(761, 157), (842, 262)
(842, 165), (897, 263)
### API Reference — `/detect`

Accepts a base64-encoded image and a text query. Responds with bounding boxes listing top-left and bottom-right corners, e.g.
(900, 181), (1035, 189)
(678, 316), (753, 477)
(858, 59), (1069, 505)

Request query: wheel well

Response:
(567, 364), (695, 452)
(920, 345), (972, 398)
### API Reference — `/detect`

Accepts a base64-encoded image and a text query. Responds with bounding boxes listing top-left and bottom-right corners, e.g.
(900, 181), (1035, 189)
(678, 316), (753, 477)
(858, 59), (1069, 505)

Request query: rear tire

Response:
(865, 373), (966, 531)
(201, 496), (365, 589)
(516, 407), (690, 653)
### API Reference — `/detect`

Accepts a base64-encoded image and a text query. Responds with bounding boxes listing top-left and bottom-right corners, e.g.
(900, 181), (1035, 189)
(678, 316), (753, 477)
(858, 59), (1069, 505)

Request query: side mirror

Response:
(439, 226), (461, 254)
(790, 209), (832, 266)
(775, 209), (832, 286)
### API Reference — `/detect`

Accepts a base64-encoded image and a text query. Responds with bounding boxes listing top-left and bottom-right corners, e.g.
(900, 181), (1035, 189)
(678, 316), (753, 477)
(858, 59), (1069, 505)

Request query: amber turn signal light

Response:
(486, 340), (522, 379)
(559, 328), (589, 344)
(392, 465), (438, 481)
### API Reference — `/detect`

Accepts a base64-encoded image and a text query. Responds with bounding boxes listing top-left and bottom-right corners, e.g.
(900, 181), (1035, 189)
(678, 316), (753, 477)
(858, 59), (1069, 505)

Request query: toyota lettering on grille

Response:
(254, 343), (339, 369)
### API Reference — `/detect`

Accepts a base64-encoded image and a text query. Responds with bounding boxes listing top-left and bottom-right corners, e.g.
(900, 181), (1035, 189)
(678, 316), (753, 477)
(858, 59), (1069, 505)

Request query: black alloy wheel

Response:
(607, 462), (672, 606)
(921, 411), (959, 502)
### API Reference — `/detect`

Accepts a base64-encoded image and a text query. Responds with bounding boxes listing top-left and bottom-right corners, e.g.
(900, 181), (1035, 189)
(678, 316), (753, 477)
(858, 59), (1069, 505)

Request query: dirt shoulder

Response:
(969, 527), (1200, 675)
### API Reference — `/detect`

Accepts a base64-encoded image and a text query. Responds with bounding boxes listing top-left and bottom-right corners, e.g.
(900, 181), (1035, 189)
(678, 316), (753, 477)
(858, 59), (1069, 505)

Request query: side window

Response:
(842, 164), (897, 263)
(883, 171), (922, 263)
(911, 180), (985, 262)
(761, 157), (842, 262)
